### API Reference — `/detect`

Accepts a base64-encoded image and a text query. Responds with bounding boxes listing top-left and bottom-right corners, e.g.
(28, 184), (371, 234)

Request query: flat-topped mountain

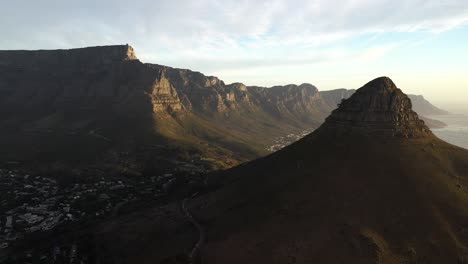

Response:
(0, 44), (138, 67)
(0, 45), (167, 173)
(94, 77), (468, 263)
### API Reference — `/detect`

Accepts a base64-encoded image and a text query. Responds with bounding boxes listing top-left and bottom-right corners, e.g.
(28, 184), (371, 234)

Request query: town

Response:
(266, 129), (313, 152)
(0, 160), (208, 262)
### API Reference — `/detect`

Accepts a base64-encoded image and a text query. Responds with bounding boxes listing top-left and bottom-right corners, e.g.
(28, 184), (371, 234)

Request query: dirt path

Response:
(182, 195), (205, 264)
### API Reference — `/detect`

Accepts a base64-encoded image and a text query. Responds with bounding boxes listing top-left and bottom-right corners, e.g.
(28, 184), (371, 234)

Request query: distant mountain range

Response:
(0, 45), (448, 173)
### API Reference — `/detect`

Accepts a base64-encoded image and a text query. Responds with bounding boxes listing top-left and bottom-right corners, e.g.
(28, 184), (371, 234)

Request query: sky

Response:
(1, 0), (467, 107)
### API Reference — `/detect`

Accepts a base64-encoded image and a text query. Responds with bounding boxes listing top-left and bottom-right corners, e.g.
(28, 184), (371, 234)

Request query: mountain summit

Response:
(324, 77), (431, 138)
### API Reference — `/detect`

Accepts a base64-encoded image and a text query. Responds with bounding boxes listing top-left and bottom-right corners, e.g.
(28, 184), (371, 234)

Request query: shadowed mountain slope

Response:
(0, 45), (166, 172)
(94, 77), (468, 263)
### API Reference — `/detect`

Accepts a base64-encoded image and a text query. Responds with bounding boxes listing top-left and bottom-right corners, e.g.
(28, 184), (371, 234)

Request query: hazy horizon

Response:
(1, 0), (467, 105)
(434, 102), (468, 115)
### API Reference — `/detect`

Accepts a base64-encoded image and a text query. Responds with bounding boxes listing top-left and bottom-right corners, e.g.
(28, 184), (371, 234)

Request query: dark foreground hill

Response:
(92, 77), (468, 263)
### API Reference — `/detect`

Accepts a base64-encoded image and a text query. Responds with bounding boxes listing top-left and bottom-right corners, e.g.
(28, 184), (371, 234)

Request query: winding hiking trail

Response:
(182, 194), (206, 264)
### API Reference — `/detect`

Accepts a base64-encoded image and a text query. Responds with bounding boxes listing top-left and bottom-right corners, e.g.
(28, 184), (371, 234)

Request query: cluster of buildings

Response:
(267, 129), (312, 152)
(0, 169), (187, 251)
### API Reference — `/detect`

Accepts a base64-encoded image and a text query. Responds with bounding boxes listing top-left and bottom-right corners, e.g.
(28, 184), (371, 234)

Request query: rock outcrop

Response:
(324, 77), (432, 138)
(247, 83), (330, 124)
(150, 70), (184, 112)
(148, 64), (231, 112)
(148, 64), (253, 113)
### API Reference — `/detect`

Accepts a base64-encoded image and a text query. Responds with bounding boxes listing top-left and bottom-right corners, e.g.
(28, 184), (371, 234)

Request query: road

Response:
(182, 195), (206, 264)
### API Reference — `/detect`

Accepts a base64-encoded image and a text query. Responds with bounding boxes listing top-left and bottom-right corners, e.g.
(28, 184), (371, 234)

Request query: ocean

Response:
(430, 113), (468, 150)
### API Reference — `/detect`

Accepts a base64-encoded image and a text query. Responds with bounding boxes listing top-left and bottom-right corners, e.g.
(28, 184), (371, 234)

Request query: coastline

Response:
(429, 113), (468, 150)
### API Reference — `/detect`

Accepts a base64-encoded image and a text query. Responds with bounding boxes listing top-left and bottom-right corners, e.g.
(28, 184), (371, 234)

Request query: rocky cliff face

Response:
(150, 70), (184, 113)
(148, 64), (252, 113)
(324, 77), (431, 138)
(320, 88), (356, 108)
(248, 83), (329, 123)
(408, 94), (449, 116)
(150, 64), (331, 122)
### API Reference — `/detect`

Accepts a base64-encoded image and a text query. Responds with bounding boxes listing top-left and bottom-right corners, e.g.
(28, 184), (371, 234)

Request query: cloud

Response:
(0, 0), (467, 78)
(2, 1), (467, 42)
(358, 43), (401, 62)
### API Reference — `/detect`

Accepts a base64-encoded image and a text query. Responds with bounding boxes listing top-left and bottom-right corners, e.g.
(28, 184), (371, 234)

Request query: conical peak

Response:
(360, 76), (398, 93)
(323, 77), (431, 138)
(339, 77), (409, 113)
